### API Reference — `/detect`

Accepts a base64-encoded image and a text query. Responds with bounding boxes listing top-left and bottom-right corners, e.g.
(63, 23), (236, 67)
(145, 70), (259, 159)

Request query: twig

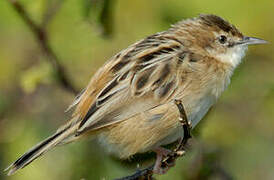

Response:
(8, 0), (78, 94)
(42, 0), (66, 27)
(115, 166), (154, 180)
(116, 100), (192, 180)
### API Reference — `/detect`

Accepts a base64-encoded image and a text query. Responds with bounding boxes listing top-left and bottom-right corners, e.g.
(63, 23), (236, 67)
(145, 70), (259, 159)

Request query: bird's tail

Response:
(4, 123), (79, 176)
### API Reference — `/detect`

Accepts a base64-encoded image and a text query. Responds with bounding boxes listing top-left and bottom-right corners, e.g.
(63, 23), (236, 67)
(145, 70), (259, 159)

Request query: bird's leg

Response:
(174, 99), (191, 152)
(152, 100), (191, 174)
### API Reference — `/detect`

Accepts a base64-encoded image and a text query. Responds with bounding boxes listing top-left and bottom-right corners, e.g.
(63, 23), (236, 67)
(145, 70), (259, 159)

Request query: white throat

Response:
(217, 45), (248, 68)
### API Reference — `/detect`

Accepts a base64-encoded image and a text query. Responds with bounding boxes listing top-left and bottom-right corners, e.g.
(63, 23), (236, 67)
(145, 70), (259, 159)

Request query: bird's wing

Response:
(67, 33), (190, 134)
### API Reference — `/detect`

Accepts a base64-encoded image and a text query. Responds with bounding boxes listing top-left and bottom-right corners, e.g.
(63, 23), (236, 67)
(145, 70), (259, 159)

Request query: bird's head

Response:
(172, 14), (267, 68)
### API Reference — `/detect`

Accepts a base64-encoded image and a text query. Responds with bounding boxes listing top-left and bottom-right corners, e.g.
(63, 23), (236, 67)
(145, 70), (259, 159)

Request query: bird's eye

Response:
(218, 35), (227, 44)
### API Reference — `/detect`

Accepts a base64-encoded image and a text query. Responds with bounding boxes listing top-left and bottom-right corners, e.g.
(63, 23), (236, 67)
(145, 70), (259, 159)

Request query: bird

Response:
(5, 14), (267, 175)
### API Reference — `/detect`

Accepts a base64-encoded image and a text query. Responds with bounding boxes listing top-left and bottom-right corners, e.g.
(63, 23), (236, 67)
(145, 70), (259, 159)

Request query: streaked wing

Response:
(68, 32), (188, 134)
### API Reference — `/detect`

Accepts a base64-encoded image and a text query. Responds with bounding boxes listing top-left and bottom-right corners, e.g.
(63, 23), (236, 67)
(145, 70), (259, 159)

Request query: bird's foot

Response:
(152, 147), (175, 174)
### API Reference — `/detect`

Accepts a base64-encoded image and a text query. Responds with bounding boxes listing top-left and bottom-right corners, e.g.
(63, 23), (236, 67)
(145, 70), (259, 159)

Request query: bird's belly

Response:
(98, 96), (216, 159)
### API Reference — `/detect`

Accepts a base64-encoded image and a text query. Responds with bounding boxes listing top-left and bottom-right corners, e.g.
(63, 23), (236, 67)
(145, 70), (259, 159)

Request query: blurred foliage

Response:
(20, 61), (54, 93)
(0, 0), (274, 180)
(82, 0), (115, 37)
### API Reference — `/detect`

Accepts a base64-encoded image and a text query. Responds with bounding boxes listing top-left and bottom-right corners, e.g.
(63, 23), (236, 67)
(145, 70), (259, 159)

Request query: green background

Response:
(0, 0), (274, 179)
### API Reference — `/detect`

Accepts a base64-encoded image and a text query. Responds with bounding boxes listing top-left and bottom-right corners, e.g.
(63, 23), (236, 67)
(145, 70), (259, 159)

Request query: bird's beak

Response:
(237, 36), (268, 46)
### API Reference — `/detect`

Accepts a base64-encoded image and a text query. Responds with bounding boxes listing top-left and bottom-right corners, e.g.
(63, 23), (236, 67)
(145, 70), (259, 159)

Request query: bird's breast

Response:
(184, 93), (216, 128)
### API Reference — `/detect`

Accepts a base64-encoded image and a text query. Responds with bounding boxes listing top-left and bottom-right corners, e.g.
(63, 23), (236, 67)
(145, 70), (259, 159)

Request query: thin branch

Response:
(8, 0), (78, 94)
(42, 0), (66, 27)
(116, 100), (192, 180)
(115, 166), (154, 180)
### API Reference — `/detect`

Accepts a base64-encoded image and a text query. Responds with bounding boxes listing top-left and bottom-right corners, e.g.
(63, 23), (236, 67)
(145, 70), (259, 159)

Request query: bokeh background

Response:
(0, 0), (274, 179)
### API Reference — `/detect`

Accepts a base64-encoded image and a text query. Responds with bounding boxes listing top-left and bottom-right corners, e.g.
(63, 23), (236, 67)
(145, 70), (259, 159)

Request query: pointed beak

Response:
(237, 36), (268, 46)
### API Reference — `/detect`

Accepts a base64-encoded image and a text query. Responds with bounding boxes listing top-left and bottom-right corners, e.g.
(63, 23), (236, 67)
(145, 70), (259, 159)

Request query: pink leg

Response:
(153, 147), (175, 174)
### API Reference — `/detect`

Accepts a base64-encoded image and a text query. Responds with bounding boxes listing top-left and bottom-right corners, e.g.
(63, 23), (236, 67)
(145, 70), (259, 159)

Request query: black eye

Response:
(218, 35), (227, 44)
